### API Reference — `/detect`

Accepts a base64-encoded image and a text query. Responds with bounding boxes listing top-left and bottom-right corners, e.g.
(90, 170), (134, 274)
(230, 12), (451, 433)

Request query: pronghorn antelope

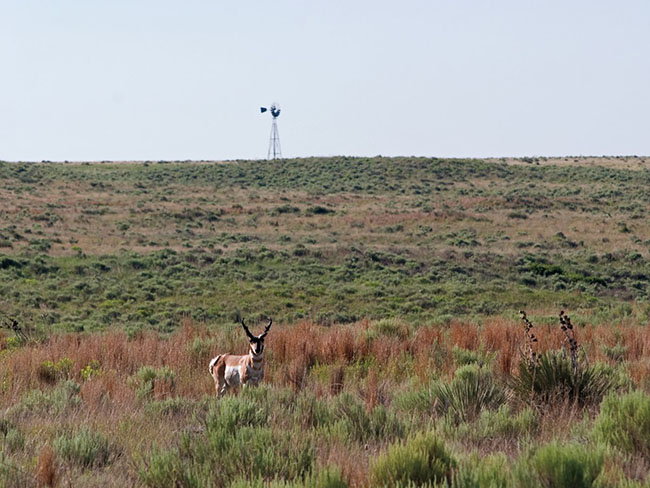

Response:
(208, 317), (272, 397)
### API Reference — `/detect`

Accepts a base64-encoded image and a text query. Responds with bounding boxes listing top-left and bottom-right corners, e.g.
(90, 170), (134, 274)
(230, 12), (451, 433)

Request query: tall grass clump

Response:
(54, 427), (118, 468)
(512, 351), (614, 407)
(593, 390), (650, 460)
(516, 442), (604, 488)
(369, 431), (456, 487)
(36, 445), (58, 488)
(513, 311), (614, 407)
(432, 365), (506, 423)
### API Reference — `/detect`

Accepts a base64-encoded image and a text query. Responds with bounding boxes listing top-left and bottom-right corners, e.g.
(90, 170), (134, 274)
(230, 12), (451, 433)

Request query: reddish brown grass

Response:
(322, 441), (369, 487)
(450, 322), (479, 350)
(329, 364), (345, 396)
(3, 317), (650, 413)
(36, 446), (58, 487)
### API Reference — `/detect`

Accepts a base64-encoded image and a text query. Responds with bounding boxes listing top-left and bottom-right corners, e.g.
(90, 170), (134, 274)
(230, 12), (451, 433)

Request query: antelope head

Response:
(240, 317), (272, 355)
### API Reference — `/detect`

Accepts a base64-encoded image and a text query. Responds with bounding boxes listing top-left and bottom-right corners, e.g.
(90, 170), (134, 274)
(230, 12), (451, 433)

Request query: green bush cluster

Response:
(0, 419), (25, 453)
(130, 365), (175, 400)
(516, 442), (604, 488)
(7, 380), (81, 419)
(54, 427), (118, 468)
(369, 431), (456, 487)
(593, 390), (650, 460)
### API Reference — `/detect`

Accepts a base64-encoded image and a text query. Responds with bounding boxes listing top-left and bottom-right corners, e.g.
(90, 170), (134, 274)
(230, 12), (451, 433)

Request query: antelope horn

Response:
(259, 317), (272, 339)
(240, 318), (255, 340)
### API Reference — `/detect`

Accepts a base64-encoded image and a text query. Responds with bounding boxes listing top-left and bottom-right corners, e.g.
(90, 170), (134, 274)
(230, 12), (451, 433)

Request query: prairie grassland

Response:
(1, 157), (650, 331)
(1, 156), (650, 486)
(1, 315), (650, 486)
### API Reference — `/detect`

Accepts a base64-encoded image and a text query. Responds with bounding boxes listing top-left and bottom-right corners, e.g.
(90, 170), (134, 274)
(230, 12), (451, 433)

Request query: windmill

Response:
(260, 103), (281, 159)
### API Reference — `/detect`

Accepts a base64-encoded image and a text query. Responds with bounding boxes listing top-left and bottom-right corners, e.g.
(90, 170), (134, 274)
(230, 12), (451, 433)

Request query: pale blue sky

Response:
(1, 0), (648, 161)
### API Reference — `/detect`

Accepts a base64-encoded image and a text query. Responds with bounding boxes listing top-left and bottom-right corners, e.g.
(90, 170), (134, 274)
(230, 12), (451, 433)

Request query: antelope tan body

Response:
(209, 317), (271, 397)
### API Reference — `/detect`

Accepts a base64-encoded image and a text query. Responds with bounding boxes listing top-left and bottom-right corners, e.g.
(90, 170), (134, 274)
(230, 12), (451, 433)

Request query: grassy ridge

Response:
(1, 157), (649, 332)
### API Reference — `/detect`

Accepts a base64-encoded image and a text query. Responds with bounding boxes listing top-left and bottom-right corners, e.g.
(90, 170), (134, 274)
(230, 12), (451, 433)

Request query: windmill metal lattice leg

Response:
(267, 119), (282, 160)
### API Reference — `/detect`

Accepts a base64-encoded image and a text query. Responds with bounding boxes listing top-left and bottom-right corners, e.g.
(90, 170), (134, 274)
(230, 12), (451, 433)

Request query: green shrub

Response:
(602, 343), (627, 363)
(511, 351), (614, 407)
(516, 442), (604, 488)
(307, 467), (348, 488)
(306, 205), (335, 215)
(55, 357), (74, 378)
(1, 419), (25, 453)
(480, 405), (537, 438)
(206, 394), (269, 434)
(54, 427), (118, 468)
(392, 383), (436, 414)
(80, 360), (102, 381)
(8, 380), (81, 418)
(230, 467), (347, 488)
(373, 318), (407, 338)
(140, 448), (199, 488)
(452, 347), (495, 367)
(145, 397), (196, 417)
(130, 365), (175, 400)
(293, 392), (336, 429)
(370, 431), (456, 487)
(432, 366), (506, 423)
(143, 390), (316, 486)
(449, 405), (538, 444)
(176, 425), (314, 485)
(452, 453), (510, 488)
(593, 390), (650, 460)
(334, 392), (404, 443)
(186, 336), (215, 364)
(3, 427), (25, 453)
(0, 456), (31, 487)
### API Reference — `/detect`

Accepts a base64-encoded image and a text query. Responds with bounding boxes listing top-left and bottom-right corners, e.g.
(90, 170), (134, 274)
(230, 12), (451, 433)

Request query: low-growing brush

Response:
(369, 431), (456, 487)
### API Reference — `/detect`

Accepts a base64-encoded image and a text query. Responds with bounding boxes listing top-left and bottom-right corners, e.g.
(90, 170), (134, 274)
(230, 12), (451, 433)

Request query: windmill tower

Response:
(260, 103), (282, 159)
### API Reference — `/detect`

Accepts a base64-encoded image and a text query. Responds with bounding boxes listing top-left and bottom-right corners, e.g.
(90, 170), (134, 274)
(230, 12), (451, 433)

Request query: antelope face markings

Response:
(209, 316), (272, 397)
(250, 337), (264, 355)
